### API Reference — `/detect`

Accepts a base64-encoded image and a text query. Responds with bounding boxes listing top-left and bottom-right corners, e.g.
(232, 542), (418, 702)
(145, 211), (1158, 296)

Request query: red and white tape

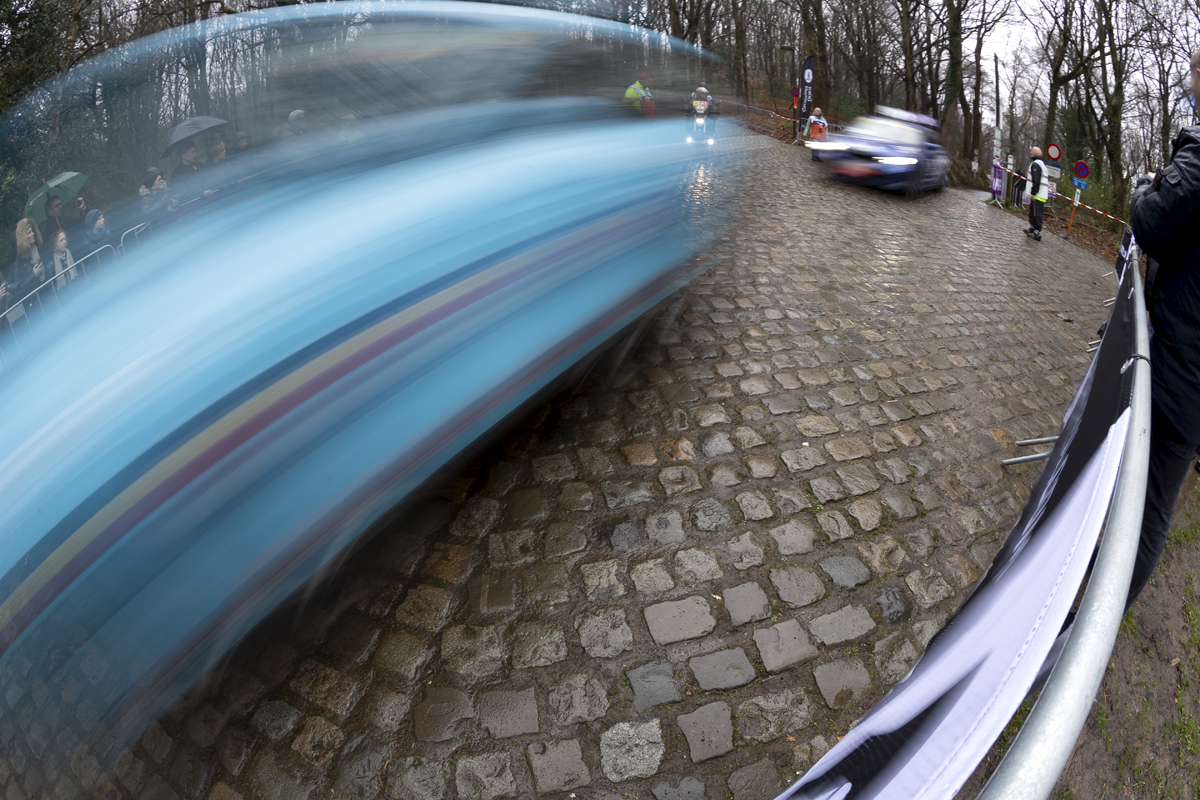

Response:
(997, 163), (1126, 225)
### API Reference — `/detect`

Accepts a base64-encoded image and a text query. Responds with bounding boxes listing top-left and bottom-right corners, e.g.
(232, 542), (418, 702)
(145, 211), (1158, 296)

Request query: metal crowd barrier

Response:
(119, 221), (152, 253)
(0, 233), (129, 377)
(979, 238), (1151, 799)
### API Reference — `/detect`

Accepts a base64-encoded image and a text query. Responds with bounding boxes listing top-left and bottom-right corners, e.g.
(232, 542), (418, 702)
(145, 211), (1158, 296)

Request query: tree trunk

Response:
(941, 0), (964, 152)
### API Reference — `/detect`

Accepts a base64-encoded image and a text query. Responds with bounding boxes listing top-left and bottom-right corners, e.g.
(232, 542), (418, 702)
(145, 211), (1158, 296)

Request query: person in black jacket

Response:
(1024, 147), (1047, 241)
(8, 217), (50, 309)
(1124, 48), (1200, 608)
(138, 168), (176, 221)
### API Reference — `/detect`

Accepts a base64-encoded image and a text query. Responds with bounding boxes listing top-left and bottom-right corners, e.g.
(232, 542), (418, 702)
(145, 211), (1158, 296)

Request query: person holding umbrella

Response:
(163, 116), (228, 199)
(42, 195), (87, 241)
(25, 172), (89, 241)
(170, 140), (201, 182)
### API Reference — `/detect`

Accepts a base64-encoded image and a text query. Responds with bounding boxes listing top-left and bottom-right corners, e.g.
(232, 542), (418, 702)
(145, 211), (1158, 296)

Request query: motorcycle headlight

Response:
(874, 156), (919, 165)
(686, 136), (694, 143)
(707, 138), (715, 145)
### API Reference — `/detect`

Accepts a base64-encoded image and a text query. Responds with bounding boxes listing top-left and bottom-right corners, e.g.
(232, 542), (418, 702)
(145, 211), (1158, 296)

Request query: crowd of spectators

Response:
(0, 112), (308, 336)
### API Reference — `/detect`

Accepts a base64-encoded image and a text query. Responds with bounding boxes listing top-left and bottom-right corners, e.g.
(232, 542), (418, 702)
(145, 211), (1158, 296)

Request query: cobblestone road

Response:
(38, 137), (1119, 800)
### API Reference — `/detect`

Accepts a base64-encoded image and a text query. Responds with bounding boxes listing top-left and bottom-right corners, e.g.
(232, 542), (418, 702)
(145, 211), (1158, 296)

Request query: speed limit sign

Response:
(1046, 142), (1062, 162)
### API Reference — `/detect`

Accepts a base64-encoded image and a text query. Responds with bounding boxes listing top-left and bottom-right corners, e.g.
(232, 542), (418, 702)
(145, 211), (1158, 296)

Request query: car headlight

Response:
(707, 138), (715, 145)
(686, 136), (693, 143)
(874, 156), (918, 165)
(806, 141), (848, 151)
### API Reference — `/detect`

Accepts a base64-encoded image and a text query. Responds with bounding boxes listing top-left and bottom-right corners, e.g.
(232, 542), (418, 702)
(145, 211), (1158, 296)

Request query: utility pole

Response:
(780, 44), (797, 140)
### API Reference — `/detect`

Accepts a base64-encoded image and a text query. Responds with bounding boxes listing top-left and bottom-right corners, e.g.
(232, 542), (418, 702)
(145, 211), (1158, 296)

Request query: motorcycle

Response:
(685, 98), (717, 146)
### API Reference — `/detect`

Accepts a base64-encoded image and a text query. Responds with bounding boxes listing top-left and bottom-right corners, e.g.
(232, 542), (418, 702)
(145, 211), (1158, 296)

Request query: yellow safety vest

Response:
(624, 81), (651, 112)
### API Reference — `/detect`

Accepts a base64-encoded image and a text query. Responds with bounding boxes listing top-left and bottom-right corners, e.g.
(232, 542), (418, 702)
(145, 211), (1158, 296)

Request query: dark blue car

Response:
(809, 108), (952, 196)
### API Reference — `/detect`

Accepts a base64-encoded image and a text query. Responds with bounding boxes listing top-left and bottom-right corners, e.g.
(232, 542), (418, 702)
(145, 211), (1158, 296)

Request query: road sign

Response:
(1074, 188), (1081, 203)
(971, 161), (978, 173)
(1074, 160), (1090, 179)
(1048, 181), (1057, 198)
(1046, 142), (1062, 161)
(1046, 162), (1061, 179)
(1072, 176), (1089, 190)
(791, 87), (800, 97)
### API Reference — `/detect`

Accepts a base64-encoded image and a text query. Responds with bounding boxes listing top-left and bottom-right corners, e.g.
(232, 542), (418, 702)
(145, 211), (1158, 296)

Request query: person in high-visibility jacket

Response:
(803, 107), (828, 160)
(623, 74), (655, 117)
(1024, 146), (1048, 241)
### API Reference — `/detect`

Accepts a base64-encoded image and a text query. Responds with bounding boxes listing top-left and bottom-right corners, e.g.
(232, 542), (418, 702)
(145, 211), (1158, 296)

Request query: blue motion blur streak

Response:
(0, 2), (744, 762)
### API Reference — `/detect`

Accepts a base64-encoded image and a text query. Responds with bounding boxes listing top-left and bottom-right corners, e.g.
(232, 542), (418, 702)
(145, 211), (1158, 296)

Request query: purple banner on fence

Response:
(991, 161), (1003, 197)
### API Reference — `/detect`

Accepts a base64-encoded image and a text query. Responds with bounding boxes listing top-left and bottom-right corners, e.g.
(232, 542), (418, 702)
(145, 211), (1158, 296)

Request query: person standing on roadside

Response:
(803, 107), (827, 161)
(623, 74), (655, 117)
(1123, 48), (1200, 609)
(1024, 146), (1048, 241)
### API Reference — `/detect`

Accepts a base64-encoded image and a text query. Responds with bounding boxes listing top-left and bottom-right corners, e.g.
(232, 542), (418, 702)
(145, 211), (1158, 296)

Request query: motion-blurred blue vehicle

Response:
(808, 107), (951, 196)
(0, 1), (743, 772)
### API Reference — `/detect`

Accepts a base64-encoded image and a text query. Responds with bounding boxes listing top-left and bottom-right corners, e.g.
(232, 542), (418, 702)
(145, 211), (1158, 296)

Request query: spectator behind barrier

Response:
(170, 141), (215, 203)
(138, 168), (176, 222)
(207, 140), (227, 168)
(281, 110), (306, 138)
(49, 230), (76, 290)
(1123, 48), (1200, 610)
(170, 141), (201, 182)
(43, 195), (86, 241)
(232, 131), (251, 154)
(10, 217), (49, 309)
(78, 209), (110, 253)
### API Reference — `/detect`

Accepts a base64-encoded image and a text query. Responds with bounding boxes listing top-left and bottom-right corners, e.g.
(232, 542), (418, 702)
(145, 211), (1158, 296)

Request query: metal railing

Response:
(119, 221), (152, 253)
(979, 239), (1151, 799)
(0, 237), (123, 377)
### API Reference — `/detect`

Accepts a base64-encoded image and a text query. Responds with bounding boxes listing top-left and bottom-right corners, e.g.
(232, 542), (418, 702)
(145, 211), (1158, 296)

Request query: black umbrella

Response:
(162, 116), (230, 157)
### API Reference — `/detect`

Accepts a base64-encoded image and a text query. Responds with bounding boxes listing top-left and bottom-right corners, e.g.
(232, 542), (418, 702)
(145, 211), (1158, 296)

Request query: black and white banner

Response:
(779, 229), (1139, 799)
(799, 55), (816, 119)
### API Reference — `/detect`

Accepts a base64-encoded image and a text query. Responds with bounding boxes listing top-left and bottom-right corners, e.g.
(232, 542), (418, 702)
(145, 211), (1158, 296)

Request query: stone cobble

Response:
(45, 135), (1119, 800)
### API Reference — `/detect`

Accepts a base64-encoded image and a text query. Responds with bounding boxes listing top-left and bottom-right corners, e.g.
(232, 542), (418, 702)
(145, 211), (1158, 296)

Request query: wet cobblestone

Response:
(37, 135), (1122, 800)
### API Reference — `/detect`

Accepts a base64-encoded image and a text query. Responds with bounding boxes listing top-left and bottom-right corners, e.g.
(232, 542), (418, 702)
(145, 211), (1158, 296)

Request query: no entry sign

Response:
(1046, 142), (1062, 162)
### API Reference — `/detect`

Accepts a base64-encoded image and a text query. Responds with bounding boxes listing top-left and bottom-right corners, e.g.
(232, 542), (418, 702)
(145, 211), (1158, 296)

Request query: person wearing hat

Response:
(624, 74), (655, 117)
(138, 167), (176, 220)
(803, 107), (828, 161)
(76, 208), (110, 253)
(282, 110), (307, 138)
